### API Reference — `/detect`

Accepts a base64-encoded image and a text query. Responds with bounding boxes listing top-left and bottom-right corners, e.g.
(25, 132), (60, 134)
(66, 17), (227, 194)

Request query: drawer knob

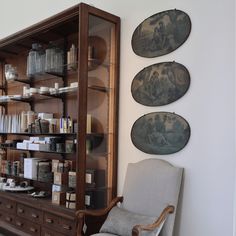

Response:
(63, 224), (72, 230)
(31, 213), (39, 218)
(6, 204), (13, 209)
(16, 221), (23, 227)
(18, 208), (24, 213)
(46, 218), (53, 224)
(6, 216), (12, 222)
(30, 227), (37, 232)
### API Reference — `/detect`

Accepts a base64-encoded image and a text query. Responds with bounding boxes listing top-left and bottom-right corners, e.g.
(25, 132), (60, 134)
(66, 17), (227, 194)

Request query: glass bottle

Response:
(27, 43), (39, 77)
(54, 47), (64, 74)
(35, 44), (45, 74)
(45, 42), (55, 73)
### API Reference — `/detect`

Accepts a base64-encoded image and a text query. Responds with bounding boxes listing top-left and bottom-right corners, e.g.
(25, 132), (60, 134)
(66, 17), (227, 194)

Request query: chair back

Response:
(121, 158), (183, 236)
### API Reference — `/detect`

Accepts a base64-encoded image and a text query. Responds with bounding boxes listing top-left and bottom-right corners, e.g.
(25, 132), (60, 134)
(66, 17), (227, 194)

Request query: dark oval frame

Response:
(131, 111), (191, 155)
(131, 61), (191, 106)
(131, 9), (192, 58)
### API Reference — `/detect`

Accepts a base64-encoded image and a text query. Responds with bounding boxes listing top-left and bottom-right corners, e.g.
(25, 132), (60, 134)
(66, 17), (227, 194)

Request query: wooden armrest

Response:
(132, 205), (174, 236)
(76, 196), (123, 236)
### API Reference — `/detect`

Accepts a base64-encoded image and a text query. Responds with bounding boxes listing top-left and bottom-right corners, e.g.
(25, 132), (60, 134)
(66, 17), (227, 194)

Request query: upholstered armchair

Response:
(76, 159), (183, 236)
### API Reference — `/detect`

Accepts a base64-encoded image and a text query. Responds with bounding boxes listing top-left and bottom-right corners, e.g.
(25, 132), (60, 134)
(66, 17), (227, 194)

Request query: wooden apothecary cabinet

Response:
(0, 3), (120, 235)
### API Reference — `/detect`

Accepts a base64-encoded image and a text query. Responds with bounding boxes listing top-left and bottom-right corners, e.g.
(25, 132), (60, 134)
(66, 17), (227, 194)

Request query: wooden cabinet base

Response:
(0, 194), (76, 236)
(0, 220), (31, 236)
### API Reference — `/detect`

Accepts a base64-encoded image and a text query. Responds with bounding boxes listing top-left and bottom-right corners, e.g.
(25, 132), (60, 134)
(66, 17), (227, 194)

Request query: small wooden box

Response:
(52, 160), (59, 172)
(54, 172), (68, 185)
(52, 192), (66, 205)
(68, 171), (76, 188)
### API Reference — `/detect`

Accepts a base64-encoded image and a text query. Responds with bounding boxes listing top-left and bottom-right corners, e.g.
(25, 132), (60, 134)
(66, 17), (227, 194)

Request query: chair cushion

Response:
(100, 206), (163, 236)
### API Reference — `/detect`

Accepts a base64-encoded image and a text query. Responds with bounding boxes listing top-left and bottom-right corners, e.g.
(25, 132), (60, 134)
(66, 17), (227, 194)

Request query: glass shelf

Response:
(0, 173), (107, 192)
(6, 78), (31, 86)
(1, 147), (75, 155)
(30, 70), (64, 80)
(0, 86), (109, 106)
(0, 132), (76, 136)
(1, 173), (53, 185)
(0, 93), (63, 105)
(0, 132), (106, 137)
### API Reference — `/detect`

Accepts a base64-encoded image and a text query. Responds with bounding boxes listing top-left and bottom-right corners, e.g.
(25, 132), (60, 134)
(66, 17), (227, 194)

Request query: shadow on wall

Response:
(173, 171), (185, 236)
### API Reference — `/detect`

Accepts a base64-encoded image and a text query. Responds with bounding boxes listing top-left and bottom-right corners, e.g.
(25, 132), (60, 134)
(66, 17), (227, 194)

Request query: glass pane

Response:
(86, 15), (116, 209)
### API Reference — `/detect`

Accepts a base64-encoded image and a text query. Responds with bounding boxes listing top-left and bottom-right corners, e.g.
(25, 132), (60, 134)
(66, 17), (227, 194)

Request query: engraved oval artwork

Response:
(131, 62), (190, 106)
(132, 9), (191, 57)
(131, 112), (190, 155)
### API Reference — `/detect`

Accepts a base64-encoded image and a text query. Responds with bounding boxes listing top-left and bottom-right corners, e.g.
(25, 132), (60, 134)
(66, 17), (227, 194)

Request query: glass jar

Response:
(27, 43), (40, 77)
(45, 42), (56, 73)
(35, 44), (45, 74)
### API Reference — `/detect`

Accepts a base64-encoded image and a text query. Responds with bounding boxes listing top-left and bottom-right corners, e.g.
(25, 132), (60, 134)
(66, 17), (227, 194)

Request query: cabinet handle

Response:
(31, 213), (38, 218)
(18, 208), (24, 213)
(16, 221), (23, 227)
(6, 204), (12, 209)
(30, 227), (37, 232)
(6, 216), (12, 222)
(62, 224), (71, 230)
(46, 218), (53, 224)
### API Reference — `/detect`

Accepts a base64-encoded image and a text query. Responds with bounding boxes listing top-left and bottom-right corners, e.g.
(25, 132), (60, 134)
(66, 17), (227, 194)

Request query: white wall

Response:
(0, 0), (235, 236)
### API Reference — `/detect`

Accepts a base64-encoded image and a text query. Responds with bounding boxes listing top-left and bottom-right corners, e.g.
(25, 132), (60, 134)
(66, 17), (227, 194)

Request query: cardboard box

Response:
(87, 114), (92, 133)
(29, 137), (44, 142)
(24, 158), (41, 179)
(52, 191), (66, 205)
(66, 201), (76, 209)
(54, 172), (68, 185)
(38, 113), (53, 119)
(52, 160), (60, 172)
(64, 160), (76, 171)
(28, 143), (50, 151)
(52, 184), (67, 192)
(37, 161), (52, 182)
(16, 142), (28, 150)
(86, 170), (95, 184)
(66, 192), (76, 201)
(52, 160), (70, 173)
(68, 171), (76, 188)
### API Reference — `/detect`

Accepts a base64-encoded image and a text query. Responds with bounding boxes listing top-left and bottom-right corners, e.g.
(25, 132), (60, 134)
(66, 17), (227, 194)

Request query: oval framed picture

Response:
(132, 9), (191, 57)
(131, 112), (190, 155)
(131, 62), (190, 106)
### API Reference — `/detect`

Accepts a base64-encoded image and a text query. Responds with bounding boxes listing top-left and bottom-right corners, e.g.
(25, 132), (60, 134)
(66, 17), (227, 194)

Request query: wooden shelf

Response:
(0, 3), (120, 235)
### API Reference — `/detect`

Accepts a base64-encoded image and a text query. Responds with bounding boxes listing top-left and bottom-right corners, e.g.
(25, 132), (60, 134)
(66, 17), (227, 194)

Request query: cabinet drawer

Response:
(15, 216), (40, 236)
(43, 212), (59, 228)
(41, 227), (65, 236)
(17, 203), (43, 224)
(59, 217), (75, 235)
(0, 197), (16, 214)
(43, 212), (75, 235)
(1, 212), (15, 225)
(25, 221), (40, 236)
(15, 216), (26, 230)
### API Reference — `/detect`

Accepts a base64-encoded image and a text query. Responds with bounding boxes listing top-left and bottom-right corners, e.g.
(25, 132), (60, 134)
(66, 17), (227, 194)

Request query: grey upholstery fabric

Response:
(91, 159), (183, 236)
(122, 159), (183, 236)
(100, 206), (163, 236)
(93, 234), (117, 236)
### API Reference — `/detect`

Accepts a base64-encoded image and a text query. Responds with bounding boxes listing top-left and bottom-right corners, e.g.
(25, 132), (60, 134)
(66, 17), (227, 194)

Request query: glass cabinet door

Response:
(80, 13), (119, 209)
